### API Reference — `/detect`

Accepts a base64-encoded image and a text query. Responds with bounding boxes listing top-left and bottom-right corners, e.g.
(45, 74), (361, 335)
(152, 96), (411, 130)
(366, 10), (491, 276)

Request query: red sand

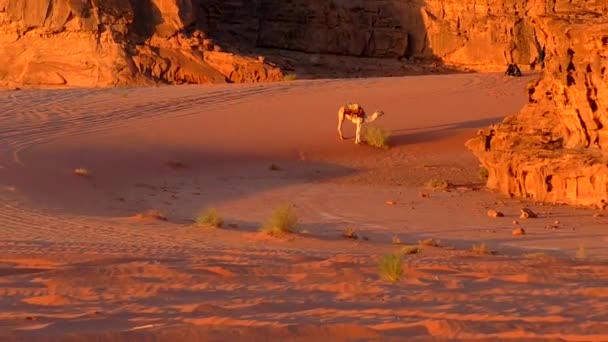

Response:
(1, 73), (607, 341)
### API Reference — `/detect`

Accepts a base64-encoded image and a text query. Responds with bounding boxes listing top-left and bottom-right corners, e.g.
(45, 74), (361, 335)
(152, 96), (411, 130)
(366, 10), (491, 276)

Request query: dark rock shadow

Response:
(388, 116), (505, 147)
(126, 0), (164, 42)
(197, 1), (469, 80)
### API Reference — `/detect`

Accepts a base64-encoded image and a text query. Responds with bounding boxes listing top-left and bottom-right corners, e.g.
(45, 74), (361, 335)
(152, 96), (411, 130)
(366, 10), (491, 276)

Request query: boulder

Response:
(467, 1), (608, 207)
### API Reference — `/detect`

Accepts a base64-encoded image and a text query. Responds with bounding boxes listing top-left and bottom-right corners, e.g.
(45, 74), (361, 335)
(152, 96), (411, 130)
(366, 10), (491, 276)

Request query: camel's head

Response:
(373, 110), (385, 118)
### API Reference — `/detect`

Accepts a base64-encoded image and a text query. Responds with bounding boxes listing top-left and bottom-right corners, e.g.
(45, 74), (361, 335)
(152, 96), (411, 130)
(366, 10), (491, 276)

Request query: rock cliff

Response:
(466, 1), (608, 207)
(202, 0), (547, 71)
(1, 0), (555, 87)
(0, 0), (283, 87)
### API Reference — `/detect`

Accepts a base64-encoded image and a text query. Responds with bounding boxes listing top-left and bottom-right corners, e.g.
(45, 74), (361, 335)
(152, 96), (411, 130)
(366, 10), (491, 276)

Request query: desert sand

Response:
(1, 73), (608, 341)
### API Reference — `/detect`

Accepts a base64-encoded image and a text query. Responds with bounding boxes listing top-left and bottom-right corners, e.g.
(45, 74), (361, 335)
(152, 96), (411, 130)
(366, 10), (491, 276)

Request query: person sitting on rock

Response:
(505, 63), (522, 77)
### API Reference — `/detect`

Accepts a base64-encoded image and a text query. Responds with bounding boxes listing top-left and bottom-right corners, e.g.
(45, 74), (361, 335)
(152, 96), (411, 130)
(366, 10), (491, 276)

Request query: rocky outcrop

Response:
(466, 1), (608, 207)
(0, 0), (603, 90)
(0, 0), (283, 87)
(202, 0), (548, 71)
(0, 0), (565, 87)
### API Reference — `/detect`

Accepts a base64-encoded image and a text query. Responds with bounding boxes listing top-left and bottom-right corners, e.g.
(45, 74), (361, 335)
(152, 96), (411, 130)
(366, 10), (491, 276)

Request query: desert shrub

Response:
(136, 209), (167, 221)
(196, 208), (223, 228)
(342, 227), (358, 239)
(261, 205), (298, 236)
(284, 73), (298, 81)
(399, 246), (421, 255)
(425, 178), (450, 191)
(418, 238), (441, 247)
(576, 243), (586, 259)
(471, 242), (495, 255)
(379, 254), (404, 282)
(364, 126), (390, 149)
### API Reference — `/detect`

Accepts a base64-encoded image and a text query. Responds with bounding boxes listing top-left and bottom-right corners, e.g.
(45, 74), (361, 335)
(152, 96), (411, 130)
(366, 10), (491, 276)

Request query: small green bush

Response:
(379, 254), (404, 282)
(284, 73), (298, 81)
(425, 179), (450, 191)
(364, 126), (391, 149)
(261, 205), (298, 236)
(196, 208), (223, 228)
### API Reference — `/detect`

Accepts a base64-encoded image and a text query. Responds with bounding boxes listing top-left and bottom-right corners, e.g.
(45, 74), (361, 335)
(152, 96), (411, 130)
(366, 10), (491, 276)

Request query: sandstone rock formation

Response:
(467, 1), (608, 207)
(0, 0), (283, 87)
(202, 0), (548, 71)
(0, 0), (568, 87)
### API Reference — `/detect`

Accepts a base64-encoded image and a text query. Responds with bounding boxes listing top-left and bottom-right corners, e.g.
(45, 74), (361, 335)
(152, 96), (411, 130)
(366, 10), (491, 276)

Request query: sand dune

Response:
(1, 73), (608, 341)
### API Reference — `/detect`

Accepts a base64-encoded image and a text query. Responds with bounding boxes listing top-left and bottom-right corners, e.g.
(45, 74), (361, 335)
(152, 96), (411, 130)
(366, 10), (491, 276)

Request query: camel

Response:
(337, 103), (385, 144)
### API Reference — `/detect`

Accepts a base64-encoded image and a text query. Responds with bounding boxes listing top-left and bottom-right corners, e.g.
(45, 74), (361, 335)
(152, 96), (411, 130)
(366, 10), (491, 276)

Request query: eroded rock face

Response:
(0, 0), (283, 87)
(202, 0), (548, 71)
(0, 0), (566, 87)
(466, 1), (608, 207)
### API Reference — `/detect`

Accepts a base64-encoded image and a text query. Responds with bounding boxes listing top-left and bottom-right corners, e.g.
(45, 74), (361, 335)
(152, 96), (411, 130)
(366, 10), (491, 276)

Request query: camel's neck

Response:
(365, 112), (379, 123)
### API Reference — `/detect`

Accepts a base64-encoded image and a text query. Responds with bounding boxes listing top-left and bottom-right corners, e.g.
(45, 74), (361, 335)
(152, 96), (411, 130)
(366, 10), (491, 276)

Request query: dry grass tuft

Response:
(136, 209), (167, 221)
(284, 73), (298, 81)
(261, 205), (298, 236)
(576, 243), (587, 259)
(418, 238), (441, 247)
(392, 235), (402, 244)
(196, 208), (223, 228)
(364, 126), (391, 150)
(342, 227), (359, 239)
(425, 179), (450, 191)
(379, 254), (404, 282)
(471, 242), (495, 255)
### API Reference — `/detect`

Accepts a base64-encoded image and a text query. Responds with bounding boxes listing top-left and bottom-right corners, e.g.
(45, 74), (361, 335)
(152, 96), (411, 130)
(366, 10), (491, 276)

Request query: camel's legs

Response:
(337, 109), (345, 140)
(355, 121), (362, 144)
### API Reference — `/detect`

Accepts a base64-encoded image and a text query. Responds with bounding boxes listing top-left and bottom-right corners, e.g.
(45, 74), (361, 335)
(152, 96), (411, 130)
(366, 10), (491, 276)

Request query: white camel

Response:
(337, 103), (385, 144)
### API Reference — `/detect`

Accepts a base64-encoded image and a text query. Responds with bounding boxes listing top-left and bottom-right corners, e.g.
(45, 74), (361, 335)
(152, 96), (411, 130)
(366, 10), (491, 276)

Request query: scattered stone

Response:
(519, 208), (538, 219)
(554, 220), (560, 225)
(512, 228), (526, 236)
(487, 209), (504, 218)
(512, 220), (519, 225)
(593, 213), (603, 218)
(385, 200), (397, 206)
(73, 167), (90, 177)
(418, 191), (430, 198)
(269, 163), (281, 171)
